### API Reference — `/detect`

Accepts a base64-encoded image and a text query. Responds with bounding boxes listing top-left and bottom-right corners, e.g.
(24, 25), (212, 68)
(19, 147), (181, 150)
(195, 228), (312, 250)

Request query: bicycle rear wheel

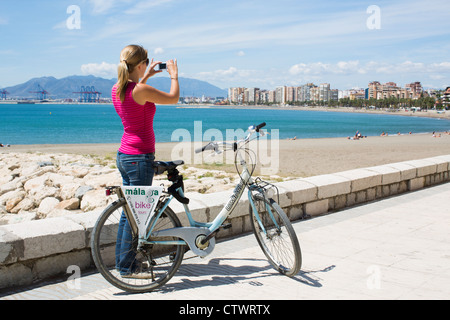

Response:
(90, 199), (185, 293)
(249, 194), (301, 277)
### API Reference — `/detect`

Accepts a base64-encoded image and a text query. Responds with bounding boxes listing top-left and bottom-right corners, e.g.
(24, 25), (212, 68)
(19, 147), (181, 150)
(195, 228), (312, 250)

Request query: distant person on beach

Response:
(112, 44), (179, 279)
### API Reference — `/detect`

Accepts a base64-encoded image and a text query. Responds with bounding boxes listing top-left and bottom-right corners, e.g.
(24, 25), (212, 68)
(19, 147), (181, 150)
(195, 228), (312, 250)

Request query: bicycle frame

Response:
(120, 126), (277, 258)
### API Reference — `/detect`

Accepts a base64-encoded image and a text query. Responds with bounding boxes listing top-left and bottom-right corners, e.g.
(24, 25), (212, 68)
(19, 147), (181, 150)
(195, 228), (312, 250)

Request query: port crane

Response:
(29, 84), (49, 100)
(73, 86), (102, 103)
(1, 89), (8, 100)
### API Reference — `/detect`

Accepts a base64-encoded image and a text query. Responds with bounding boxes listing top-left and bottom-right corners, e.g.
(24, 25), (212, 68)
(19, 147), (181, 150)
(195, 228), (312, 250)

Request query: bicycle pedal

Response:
(221, 223), (232, 230)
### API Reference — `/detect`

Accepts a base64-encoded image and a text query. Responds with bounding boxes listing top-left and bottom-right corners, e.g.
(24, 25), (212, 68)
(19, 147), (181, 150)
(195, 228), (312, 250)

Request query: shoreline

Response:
(2, 133), (450, 178)
(179, 104), (450, 120)
(2, 101), (449, 120)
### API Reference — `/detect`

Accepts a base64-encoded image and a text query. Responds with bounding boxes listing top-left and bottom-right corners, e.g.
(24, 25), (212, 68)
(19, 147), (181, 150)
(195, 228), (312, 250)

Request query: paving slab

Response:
(1, 183), (449, 301)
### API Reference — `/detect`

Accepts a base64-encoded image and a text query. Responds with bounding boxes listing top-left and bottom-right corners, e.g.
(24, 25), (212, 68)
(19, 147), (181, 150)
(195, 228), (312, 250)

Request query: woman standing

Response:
(112, 44), (179, 278)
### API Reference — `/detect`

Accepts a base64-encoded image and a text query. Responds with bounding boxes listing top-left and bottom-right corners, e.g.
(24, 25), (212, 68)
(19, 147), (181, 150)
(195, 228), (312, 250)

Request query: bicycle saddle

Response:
(154, 160), (185, 175)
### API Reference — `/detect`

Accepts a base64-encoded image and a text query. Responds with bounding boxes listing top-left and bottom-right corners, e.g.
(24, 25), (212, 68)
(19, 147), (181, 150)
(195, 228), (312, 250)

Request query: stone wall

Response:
(1, 155), (449, 290)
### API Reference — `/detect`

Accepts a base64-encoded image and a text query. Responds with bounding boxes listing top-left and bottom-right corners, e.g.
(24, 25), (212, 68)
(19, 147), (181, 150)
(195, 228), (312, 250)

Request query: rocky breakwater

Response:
(0, 153), (123, 225)
(0, 152), (292, 226)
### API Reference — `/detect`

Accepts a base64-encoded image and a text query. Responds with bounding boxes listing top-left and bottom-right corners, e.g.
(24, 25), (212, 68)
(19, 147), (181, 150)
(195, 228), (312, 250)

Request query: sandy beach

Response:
(179, 105), (450, 120)
(2, 133), (450, 178)
(2, 132), (450, 225)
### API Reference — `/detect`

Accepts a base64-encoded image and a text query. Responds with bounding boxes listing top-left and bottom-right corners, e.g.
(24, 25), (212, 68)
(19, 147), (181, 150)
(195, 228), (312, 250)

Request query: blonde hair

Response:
(116, 45), (148, 102)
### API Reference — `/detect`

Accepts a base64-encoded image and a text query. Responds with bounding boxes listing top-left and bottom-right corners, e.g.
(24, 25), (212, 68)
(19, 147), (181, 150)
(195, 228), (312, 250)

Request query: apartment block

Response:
(443, 87), (450, 107)
(245, 87), (260, 104)
(275, 86), (286, 104)
(368, 81), (423, 100)
(406, 82), (423, 97)
(228, 87), (245, 104)
(319, 83), (330, 101)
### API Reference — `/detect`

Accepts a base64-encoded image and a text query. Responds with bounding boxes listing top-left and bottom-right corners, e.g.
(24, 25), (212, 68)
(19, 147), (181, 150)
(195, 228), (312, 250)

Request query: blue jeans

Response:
(115, 152), (155, 275)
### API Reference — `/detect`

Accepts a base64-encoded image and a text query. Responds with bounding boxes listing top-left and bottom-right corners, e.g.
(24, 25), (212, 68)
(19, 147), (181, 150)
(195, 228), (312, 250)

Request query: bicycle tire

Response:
(90, 198), (185, 293)
(249, 194), (302, 277)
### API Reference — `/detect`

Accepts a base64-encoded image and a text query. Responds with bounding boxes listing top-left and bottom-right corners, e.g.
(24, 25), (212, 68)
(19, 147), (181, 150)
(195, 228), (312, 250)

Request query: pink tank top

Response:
(112, 83), (156, 155)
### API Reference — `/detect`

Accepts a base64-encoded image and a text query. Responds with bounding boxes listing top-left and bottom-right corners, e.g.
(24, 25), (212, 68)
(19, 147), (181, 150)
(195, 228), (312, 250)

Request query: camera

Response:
(157, 63), (167, 71)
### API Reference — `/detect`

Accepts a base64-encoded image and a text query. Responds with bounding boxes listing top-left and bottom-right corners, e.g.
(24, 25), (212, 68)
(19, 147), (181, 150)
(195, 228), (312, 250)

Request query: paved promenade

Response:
(1, 183), (449, 300)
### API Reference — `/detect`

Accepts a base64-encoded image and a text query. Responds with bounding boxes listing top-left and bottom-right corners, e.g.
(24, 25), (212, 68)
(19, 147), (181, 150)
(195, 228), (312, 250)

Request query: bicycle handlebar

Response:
(195, 123), (267, 154)
(255, 122), (266, 132)
(195, 142), (218, 154)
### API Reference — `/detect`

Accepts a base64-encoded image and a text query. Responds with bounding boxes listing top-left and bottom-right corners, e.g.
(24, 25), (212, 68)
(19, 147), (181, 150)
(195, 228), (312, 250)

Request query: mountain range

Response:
(2, 75), (228, 100)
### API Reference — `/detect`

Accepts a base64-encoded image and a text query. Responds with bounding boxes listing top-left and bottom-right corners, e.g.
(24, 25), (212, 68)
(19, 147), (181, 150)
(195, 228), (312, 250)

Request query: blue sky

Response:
(1, 0), (449, 91)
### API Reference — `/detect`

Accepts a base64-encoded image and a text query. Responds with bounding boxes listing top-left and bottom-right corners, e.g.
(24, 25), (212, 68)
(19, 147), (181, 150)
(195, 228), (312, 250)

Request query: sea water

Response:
(0, 104), (449, 145)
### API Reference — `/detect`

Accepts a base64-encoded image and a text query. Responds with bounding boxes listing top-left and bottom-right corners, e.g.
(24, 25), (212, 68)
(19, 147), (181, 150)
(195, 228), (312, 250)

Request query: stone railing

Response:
(1, 155), (449, 290)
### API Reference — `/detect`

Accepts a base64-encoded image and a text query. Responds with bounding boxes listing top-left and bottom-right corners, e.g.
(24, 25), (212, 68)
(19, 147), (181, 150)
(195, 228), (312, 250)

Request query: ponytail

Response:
(116, 60), (129, 103)
(115, 45), (148, 103)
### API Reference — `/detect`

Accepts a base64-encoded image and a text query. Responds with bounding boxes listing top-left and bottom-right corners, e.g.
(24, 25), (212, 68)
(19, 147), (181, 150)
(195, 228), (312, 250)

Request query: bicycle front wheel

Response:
(90, 199), (185, 293)
(249, 194), (302, 277)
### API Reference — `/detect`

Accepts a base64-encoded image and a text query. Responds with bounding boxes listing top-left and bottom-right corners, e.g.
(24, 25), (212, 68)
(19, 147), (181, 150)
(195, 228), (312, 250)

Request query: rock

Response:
(8, 163), (20, 171)
(0, 174), (13, 185)
(37, 197), (60, 217)
(24, 175), (49, 192)
(0, 211), (38, 226)
(20, 163), (41, 177)
(80, 189), (109, 212)
(0, 179), (25, 196)
(6, 196), (25, 213)
(75, 186), (94, 199)
(58, 165), (90, 178)
(0, 190), (26, 207)
(60, 183), (82, 200)
(83, 172), (121, 189)
(55, 198), (80, 211)
(29, 187), (59, 205)
(46, 208), (78, 219)
(47, 173), (75, 188)
(10, 198), (34, 214)
(38, 161), (54, 167)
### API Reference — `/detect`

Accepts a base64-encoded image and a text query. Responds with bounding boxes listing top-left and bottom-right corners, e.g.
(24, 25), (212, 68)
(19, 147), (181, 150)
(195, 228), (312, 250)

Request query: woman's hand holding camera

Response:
(141, 58), (178, 83)
(166, 59), (178, 80)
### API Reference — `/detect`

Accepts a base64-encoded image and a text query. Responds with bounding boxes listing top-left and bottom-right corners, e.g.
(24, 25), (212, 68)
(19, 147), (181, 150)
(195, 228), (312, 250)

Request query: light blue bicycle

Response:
(91, 123), (302, 293)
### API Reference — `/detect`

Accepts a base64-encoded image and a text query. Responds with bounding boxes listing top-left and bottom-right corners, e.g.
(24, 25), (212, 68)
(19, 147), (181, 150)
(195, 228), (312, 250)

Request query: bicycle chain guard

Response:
(152, 227), (216, 257)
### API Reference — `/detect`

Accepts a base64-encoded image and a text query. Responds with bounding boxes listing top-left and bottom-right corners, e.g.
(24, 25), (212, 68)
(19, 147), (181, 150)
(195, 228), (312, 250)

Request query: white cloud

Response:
(154, 47), (164, 55)
(81, 62), (118, 78)
(89, 0), (132, 14)
(195, 67), (249, 85)
(289, 61), (365, 76)
(89, 0), (115, 14)
(198, 67), (238, 78)
(52, 20), (67, 30)
(289, 60), (450, 76)
(237, 51), (245, 57)
(430, 74), (446, 80)
(193, 67), (288, 89)
(125, 0), (175, 15)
